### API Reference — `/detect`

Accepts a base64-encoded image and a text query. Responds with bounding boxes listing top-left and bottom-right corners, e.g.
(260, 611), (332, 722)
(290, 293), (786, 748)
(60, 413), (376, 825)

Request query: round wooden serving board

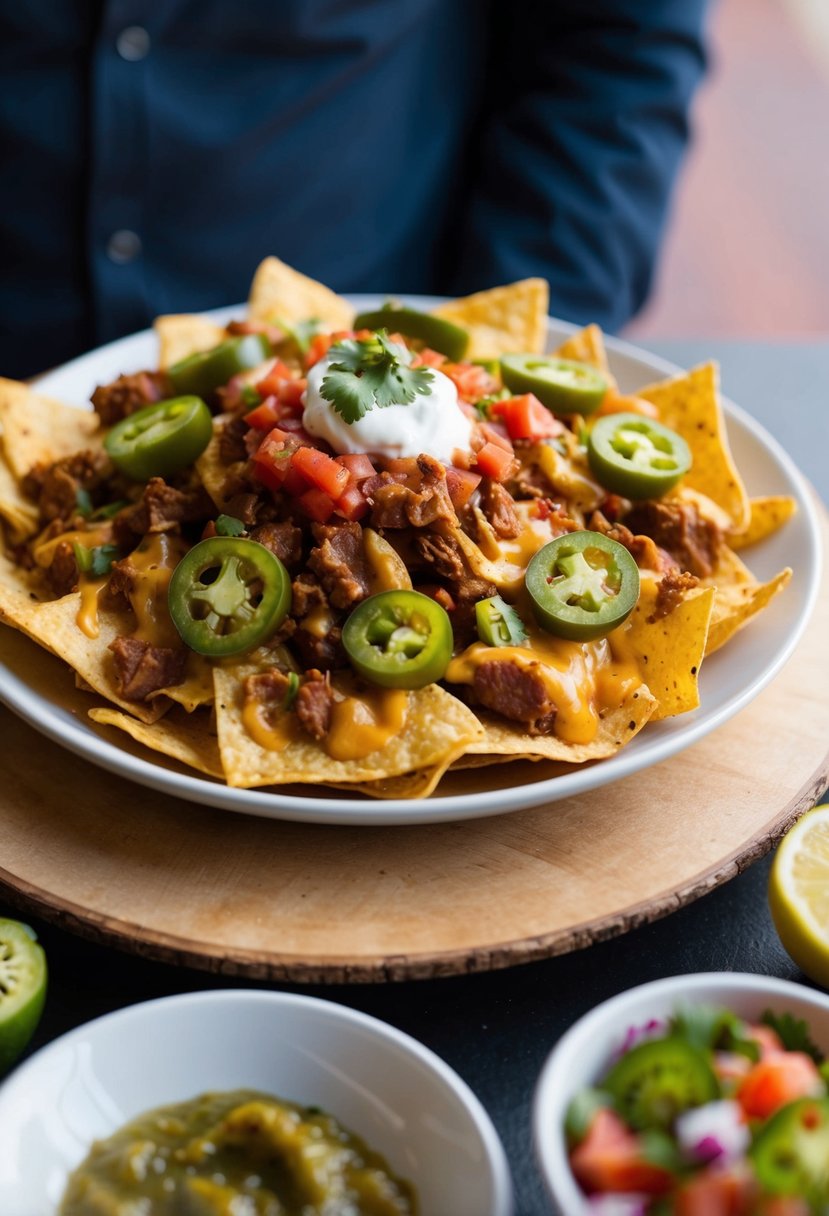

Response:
(0, 515), (827, 984)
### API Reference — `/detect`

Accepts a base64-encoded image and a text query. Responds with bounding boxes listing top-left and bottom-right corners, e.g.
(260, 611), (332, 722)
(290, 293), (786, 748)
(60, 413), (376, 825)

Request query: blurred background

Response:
(627, 0), (829, 340)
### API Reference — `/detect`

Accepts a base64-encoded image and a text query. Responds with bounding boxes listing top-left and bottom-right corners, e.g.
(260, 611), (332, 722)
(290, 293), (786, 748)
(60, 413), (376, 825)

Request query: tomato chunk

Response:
(738, 1052), (823, 1120)
(475, 441), (515, 482)
(336, 453), (377, 481)
(297, 487), (336, 522)
(492, 393), (566, 441)
(251, 427), (299, 489)
(335, 483), (369, 522)
(245, 396), (283, 432)
(674, 1168), (752, 1216)
(443, 362), (499, 403)
(444, 466), (482, 509)
(292, 446), (350, 501)
(570, 1108), (673, 1196)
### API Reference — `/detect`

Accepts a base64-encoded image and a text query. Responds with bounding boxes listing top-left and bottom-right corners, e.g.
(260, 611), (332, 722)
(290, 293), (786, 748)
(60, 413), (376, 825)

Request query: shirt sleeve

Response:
(449, 0), (712, 331)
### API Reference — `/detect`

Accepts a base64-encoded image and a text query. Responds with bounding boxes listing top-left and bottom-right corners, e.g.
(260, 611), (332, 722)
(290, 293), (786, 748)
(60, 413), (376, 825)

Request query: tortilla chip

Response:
(0, 555), (166, 724)
(465, 688), (656, 759)
(248, 256), (354, 332)
(89, 706), (223, 778)
(213, 665), (484, 791)
(637, 363), (750, 531)
(730, 495), (798, 550)
(623, 578), (715, 720)
(701, 545), (792, 655)
(431, 279), (549, 359)
(0, 452), (38, 542)
(326, 755), (469, 800)
(152, 653), (215, 712)
(554, 324), (615, 384)
(0, 379), (100, 481)
(195, 420), (240, 513)
(155, 315), (228, 369)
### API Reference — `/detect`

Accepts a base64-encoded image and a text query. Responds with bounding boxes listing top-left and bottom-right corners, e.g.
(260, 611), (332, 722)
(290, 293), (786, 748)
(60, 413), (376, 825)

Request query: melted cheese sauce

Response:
(127, 533), (189, 648)
(76, 577), (108, 639)
(325, 686), (409, 761)
(241, 698), (298, 752)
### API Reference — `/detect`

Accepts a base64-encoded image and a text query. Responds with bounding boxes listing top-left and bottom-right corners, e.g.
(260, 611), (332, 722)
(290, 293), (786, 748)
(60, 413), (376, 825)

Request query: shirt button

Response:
(116, 26), (151, 61)
(106, 230), (142, 265)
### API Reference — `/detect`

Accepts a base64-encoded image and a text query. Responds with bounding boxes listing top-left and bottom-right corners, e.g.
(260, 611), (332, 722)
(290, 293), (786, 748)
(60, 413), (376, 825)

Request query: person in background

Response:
(0, 0), (711, 380)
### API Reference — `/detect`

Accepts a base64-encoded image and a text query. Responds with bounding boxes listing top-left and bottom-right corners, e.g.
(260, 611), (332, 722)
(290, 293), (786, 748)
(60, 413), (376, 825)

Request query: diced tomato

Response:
(410, 347), (447, 368)
(492, 393), (565, 441)
(336, 453), (376, 482)
(597, 392), (660, 419)
(475, 441), (515, 482)
(305, 332), (335, 368)
(281, 465), (310, 497)
(255, 359), (294, 391)
(570, 1108), (673, 1196)
(746, 1024), (784, 1059)
(443, 362), (499, 403)
(444, 466), (482, 509)
(479, 421), (514, 454)
(251, 427), (298, 489)
(245, 396), (283, 432)
(334, 483), (369, 522)
(276, 417), (320, 447)
(737, 1052), (823, 1120)
(254, 364), (307, 415)
(674, 1168), (752, 1216)
(296, 486), (336, 523)
(292, 446), (350, 501)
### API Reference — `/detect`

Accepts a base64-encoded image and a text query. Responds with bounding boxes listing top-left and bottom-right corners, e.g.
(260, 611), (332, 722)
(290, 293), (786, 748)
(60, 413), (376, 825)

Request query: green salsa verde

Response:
(60, 1089), (418, 1215)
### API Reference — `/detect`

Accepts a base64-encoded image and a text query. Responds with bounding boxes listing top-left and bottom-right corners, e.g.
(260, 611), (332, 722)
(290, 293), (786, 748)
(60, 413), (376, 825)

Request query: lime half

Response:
(0, 917), (48, 1074)
(769, 804), (829, 989)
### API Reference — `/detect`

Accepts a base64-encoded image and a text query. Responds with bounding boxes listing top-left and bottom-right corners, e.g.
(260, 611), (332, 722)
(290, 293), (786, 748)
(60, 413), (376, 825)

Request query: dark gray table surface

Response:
(5, 340), (828, 1216)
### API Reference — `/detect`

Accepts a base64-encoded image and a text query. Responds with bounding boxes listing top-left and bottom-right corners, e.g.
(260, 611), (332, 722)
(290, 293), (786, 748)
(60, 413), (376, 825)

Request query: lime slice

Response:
(0, 917), (48, 1074)
(769, 804), (829, 988)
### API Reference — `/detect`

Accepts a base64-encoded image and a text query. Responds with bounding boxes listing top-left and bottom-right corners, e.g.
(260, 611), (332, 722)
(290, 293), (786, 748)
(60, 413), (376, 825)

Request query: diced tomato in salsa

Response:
(336, 453), (376, 482)
(442, 362), (499, 403)
(475, 441), (515, 482)
(292, 446), (350, 501)
(491, 393), (565, 441)
(334, 483), (369, 522)
(297, 486), (336, 523)
(737, 1052), (823, 1120)
(444, 466), (482, 509)
(570, 1108), (673, 1196)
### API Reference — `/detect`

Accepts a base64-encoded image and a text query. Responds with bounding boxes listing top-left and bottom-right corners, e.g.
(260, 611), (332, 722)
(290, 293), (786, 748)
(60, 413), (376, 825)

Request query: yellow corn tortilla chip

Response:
(89, 706), (223, 778)
(325, 754), (469, 800)
(465, 687), (656, 759)
(623, 578), (715, 720)
(151, 653), (215, 712)
(554, 324), (615, 385)
(154, 315), (228, 369)
(637, 363), (750, 531)
(213, 665), (484, 791)
(248, 256), (354, 332)
(195, 420), (240, 512)
(0, 554), (166, 724)
(0, 452), (38, 542)
(0, 379), (100, 481)
(431, 279), (549, 359)
(700, 545), (792, 655)
(729, 495), (798, 550)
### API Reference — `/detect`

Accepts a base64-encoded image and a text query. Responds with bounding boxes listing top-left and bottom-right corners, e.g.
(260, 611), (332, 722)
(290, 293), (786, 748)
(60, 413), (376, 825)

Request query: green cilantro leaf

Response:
(283, 671), (300, 710)
(90, 499), (129, 520)
(72, 542), (120, 578)
(761, 1009), (825, 1064)
(74, 487), (93, 517)
(672, 1003), (760, 1062)
(320, 332), (433, 425)
(240, 384), (261, 409)
(215, 514), (246, 537)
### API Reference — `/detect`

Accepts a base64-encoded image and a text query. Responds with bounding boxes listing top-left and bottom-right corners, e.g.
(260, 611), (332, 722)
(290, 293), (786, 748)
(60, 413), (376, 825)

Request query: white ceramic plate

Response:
(0, 988), (513, 1216)
(532, 972), (829, 1215)
(0, 298), (820, 825)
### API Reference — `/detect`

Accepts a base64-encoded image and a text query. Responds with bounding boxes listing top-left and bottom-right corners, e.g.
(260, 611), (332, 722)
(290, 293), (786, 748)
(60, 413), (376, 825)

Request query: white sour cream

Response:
(302, 353), (472, 462)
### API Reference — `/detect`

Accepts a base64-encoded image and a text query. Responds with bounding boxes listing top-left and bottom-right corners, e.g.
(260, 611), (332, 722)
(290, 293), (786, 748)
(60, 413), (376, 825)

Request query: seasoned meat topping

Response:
(243, 668), (293, 707)
(218, 415), (249, 465)
(249, 521), (303, 569)
(652, 568), (700, 620)
(91, 371), (168, 427)
(472, 660), (557, 736)
(479, 480), (521, 538)
(588, 510), (667, 572)
(24, 449), (113, 523)
(308, 521), (371, 609)
(46, 540), (79, 597)
(109, 636), (186, 701)
(295, 669), (334, 740)
(412, 533), (466, 583)
(624, 499), (722, 578)
(291, 572), (328, 619)
(366, 454), (458, 530)
(114, 477), (213, 540)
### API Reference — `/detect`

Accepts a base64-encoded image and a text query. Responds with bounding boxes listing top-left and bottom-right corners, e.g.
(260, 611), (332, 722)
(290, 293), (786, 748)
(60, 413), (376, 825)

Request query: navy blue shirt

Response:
(0, 1), (709, 378)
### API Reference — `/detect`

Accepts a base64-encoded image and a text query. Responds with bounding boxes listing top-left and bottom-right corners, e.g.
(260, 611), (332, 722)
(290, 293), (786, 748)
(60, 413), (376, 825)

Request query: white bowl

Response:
(0, 989), (513, 1216)
(533, 972), (829, 1215)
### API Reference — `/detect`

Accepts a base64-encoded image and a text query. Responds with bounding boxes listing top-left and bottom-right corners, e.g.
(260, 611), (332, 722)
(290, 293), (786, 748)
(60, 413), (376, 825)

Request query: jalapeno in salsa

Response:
(525, 531), (640, 641)
(342, 590), (453, 689)
(105, 395), (213, 481)
(168, 537), (291, 657)
(588, 412), (692, 499)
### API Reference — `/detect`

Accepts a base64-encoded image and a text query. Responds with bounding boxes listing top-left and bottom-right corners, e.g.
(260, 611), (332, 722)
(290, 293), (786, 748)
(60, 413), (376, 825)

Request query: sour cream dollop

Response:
(302, 352), (473, 462)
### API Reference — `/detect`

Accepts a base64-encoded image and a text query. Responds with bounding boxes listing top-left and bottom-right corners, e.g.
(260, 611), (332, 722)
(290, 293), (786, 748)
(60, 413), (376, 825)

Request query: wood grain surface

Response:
(0, 524), (827, 983)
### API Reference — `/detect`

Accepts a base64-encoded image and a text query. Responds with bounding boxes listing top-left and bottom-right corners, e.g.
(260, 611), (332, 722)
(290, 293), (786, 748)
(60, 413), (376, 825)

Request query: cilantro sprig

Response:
(320, 332), (433, 425)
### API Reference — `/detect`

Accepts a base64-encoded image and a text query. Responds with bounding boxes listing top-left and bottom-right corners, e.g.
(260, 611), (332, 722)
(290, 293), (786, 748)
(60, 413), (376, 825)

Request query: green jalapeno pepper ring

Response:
(525, 531), (640, 641)
(500, 353), (608, 415)
(476, 594), (528, 647)
(168, 333), (271, 398)
(168, 537), (291, 657)
(352, 305), (469, 361)
(588, 412), (692, 499)
(750, 1097), (829, 1198)
(342, 590), (453, 689)
(104, 396), (213, 481)
(604, 1036), (721, 1132)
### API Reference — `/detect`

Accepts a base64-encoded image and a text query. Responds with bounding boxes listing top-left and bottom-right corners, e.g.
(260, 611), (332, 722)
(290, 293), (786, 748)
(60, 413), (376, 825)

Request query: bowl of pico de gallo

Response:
(533, 973), (829, 1215)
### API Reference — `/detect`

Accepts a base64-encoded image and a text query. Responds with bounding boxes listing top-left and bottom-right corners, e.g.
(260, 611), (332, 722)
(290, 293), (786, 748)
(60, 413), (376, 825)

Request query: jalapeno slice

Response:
(168, 333), (271, 397)
(500, 354), (608, 415)
(588, 412), (692, 499)
(168, 537), (291, 657)
(751, 1098), (829, 1198)
(525, 531), (639, 641)
(104, 396), (213, 481)
(476, 595), (528, 647)
(605, 1037), (720, 1132)
(342, 590), (453, 689)
(352, 306), (469, 361)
